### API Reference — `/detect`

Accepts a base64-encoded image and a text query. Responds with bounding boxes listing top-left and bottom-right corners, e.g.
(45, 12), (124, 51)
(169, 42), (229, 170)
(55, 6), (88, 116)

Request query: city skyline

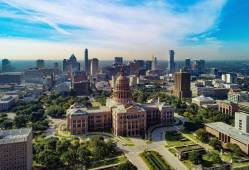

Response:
(1, 0), (249, 60)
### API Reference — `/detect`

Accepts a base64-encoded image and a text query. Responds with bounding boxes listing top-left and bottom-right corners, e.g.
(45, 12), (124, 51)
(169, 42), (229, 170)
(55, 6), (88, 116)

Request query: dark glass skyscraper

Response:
(168, 50), (175, 73)
(36, 59), (45, 68)
(185, 58), (191, 68)
(84, 48), (89, 74)
(2, 59), (11, 72)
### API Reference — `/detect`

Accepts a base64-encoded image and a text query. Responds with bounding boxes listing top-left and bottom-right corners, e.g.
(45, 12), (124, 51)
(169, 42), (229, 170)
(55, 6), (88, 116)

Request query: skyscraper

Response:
(62, 54), (80, 73)
(2, 59), (11, 72)
(151, 56), (157, 70)
(168, 50), (176, 73)
(36, 59), (45, 68)
(173, 70), (192, 99)
(114, 57), (123, 65)
(84, 48), (89, 74)
(90, 58), (99, 76)
(185, 58), (191, 68)
(192, 60), (205, 75)
(145, 60), (152, 70)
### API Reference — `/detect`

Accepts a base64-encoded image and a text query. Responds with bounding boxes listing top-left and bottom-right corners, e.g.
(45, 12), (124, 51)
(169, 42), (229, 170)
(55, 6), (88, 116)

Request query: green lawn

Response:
(140, 151), (171, 170)
(89, 155), (127, 169)
(182, 160), (194, 170)
(116, 136), (134, 146)
(165, 131), (194, 147)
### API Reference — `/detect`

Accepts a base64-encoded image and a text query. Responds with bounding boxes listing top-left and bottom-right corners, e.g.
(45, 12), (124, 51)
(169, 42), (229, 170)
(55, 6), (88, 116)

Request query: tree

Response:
(117, 161), (137, 170)
(78, 145), (91, 166)
(195, 129), (209, 143)
(44, 137), (58, 150)
(14, 114), (28, 128)
(45, 105), (65, 118)
(61, 149), (79, 166)
(37, 150), (62, 169)
(0, 119), (13, 129)
(188, 151), (202, 164)
(209, 137), (222, 151)
(227, 143), (242, 156)
(32, 120), (49, 131)
(207, 151), (222, 164)
(56, 139), (71, 155)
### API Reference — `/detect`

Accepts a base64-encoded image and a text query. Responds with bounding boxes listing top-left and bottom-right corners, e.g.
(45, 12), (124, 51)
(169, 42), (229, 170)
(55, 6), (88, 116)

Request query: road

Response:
(117, 126), (188, 170)
(149, 127), (188, 170)
(117, 138), (149, 170)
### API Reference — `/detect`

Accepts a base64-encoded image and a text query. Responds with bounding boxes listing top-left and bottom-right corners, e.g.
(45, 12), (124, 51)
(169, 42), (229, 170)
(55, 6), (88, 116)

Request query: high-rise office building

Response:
(185, 58), (191, 68)
(2, 59), (11, 72)
(129, 61), (140, 75)
(173, 70), (192, 99)
(114, 57), (123, 65)
(36, 59), (45, 68)
(54, 62), (59, 69)
(192, 60), (205, 75)
(90, 58), (99, 76)
(63, 54), (80, 73)
(222, 73), (237, 84)
(145, 60), (152, 70)
(0, 128), (32, 170)
(151, 56), (157, 70)
(183, 58), (191, 73)
(84, 48), (89, 74)
(168, 50), (176, 73)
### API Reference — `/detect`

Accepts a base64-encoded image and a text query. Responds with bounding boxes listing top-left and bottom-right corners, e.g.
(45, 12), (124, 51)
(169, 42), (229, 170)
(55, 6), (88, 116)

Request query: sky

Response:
(0, 0), (249, 60)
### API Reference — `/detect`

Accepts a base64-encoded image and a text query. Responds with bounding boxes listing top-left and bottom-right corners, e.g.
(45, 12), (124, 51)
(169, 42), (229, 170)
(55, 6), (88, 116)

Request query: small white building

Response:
(192, 95), (216, 107)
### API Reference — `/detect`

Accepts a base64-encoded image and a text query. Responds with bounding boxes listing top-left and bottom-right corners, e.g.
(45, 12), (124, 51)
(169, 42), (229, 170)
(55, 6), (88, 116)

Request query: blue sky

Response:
(0, 0), (249, 60)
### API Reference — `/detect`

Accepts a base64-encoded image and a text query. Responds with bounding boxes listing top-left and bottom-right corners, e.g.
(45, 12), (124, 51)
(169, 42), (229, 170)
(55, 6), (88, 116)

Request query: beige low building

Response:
(0, 128), (32, 170)
(218, 100), (239, 117)
(205, 122), (249, 155)
(192, 95), (216, 107)
(67, 71), (174, 137)
(67, 105), (112, 135)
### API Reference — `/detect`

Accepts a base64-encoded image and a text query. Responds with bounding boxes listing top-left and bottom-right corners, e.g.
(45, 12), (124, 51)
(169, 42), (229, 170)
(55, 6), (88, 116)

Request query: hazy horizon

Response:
(1, 0), (249, 60)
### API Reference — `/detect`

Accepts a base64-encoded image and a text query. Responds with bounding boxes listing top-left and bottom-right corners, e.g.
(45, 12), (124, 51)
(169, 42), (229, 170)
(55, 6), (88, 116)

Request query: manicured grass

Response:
(181, 132), (200, 143)
(55, 130), (72, 139)
(89, 155), (127, 169)
(183, 160), (194, 170)
(168, 147), (176, 154)
(116, 136), (134, 146)
(233, 161), (249, 169)
(140, 151), (171, 170)
(165, 131), (194, 147)
(146, 140), (152, 144)
(91, 101), (102, 107)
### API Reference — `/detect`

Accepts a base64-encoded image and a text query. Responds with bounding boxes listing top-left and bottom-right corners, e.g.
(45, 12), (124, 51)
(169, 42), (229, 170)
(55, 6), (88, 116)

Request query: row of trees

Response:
(40, 93), (91, 118)
(33, 136), (123, 169)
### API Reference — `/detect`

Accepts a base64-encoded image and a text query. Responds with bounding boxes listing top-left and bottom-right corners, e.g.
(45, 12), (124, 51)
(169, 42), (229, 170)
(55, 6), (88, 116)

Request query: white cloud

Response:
(0, 0), (227, 59)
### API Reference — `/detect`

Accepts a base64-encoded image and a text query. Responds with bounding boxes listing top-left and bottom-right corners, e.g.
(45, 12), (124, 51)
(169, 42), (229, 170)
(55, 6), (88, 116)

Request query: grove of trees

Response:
(33, 136), (122, 169)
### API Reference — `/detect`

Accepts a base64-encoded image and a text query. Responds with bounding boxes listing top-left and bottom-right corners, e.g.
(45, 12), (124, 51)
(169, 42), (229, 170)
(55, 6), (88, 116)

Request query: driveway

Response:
(116, 126), (188, 170)
(148, 127), (188, 170)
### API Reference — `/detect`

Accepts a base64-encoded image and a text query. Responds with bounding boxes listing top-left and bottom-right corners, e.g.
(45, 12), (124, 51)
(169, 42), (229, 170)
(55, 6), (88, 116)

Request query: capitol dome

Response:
(113, 71), (132, 105)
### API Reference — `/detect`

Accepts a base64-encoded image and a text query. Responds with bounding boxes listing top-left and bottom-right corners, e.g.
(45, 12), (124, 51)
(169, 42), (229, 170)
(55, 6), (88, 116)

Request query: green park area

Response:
(32, 136), (136, 170)
(165, 129), (249, 169)
(165, 131), (194, 147)
(140, 151), (171, 170)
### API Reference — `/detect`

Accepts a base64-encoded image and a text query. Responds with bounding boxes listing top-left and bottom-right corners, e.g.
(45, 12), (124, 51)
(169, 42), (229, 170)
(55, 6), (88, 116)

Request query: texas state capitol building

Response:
(67, 71), (174, 137)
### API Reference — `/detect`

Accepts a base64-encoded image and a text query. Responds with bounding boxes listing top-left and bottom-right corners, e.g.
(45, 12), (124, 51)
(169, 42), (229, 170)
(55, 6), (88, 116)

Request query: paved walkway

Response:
(117, 126), (188, 170)
(149, 127), (188, 170)
(117, 138), (149, 170)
